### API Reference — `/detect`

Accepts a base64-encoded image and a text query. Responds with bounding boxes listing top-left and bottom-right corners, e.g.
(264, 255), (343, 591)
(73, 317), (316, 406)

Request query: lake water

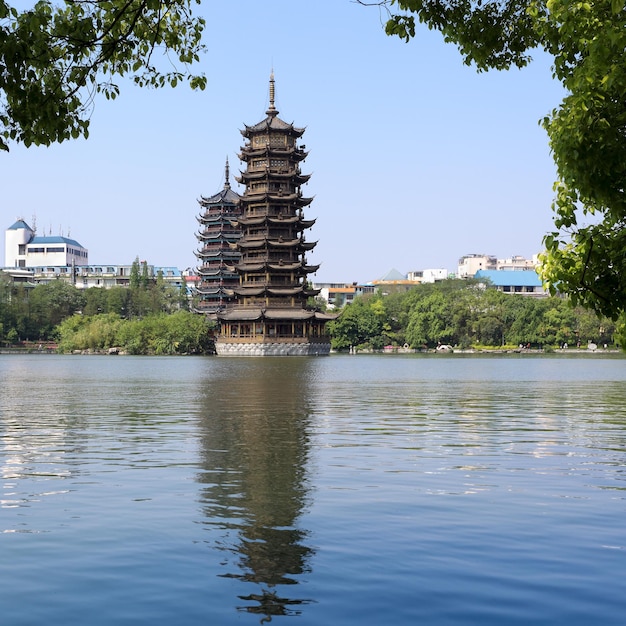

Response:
(1, 353), (626, 625)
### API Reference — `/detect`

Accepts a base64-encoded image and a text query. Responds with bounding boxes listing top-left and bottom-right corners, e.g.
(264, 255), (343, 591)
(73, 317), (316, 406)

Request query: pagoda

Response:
(194, 159), (243, 315)
(215, 74), (335, 356)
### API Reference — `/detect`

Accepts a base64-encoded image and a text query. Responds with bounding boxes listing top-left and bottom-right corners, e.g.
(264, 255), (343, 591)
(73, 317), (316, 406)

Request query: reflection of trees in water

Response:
(197, 358), (317, 620)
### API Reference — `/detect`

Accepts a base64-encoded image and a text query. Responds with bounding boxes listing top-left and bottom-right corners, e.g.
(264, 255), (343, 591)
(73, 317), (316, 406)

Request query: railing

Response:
(221, 335), (328, 344)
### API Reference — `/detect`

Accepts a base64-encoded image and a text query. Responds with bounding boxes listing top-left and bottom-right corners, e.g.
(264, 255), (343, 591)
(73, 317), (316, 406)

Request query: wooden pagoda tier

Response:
(194, 160), (243, 315)
(215, 73), (335, 356)
(216, 307), (336, 356)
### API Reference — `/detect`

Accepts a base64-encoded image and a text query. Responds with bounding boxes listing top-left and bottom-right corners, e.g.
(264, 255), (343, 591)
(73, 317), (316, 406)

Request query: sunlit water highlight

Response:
(1, 353), (625, 625)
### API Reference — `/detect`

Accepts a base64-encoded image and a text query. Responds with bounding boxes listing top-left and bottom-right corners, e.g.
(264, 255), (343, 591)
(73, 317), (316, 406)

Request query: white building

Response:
(406, 268), (449, 283)
(27, 264), (186, 291)
(313, 282), (376, 309)
(496, 255), (538, 271)
(457, 254), (497, 278)
(3, 220), (188, 293)
(458, 254), (539, 277)
(5, 219), (88, 268)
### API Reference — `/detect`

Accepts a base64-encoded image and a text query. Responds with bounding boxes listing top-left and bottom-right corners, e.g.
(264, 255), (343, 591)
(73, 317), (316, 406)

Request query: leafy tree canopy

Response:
(327, 282), (621, 351)
(0, 0), (205, 151)
(368, 0), (626, 319)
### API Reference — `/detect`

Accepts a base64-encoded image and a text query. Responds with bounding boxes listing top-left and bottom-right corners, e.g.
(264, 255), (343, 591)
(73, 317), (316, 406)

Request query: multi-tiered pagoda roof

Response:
(194, 159), (243, 315)
(213, 74), (335, 356)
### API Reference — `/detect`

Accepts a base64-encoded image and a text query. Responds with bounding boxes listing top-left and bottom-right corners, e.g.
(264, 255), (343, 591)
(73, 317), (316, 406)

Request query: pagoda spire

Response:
(224, 157), (230, 189)
(266, 70), (278, 117)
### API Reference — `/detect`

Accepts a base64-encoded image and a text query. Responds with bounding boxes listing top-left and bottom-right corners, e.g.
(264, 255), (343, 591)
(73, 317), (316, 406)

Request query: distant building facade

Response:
(475, 269), (546, 296)
(458, 253), (540, 277)
(3, 219), (189, 292)
(372, 268), (420, 294)
(457, 254), (497, 278)
(2, 262), (186, 291)
(313, 282), (376, 309)
(5, 219), (88, 268)
(406, 268), (449, 283)
(496, 255), (538, 271)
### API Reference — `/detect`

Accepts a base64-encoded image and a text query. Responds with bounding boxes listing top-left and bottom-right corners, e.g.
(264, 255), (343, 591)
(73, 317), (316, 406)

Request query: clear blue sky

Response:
(2, 0), (564, 283)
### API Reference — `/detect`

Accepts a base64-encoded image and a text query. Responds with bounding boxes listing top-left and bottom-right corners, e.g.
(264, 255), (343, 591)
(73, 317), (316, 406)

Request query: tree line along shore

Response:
(1, 276), (624, 355)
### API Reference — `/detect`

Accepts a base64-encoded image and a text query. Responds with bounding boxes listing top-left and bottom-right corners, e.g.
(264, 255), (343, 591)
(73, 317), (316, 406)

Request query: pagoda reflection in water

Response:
(196, 358), (317, 619)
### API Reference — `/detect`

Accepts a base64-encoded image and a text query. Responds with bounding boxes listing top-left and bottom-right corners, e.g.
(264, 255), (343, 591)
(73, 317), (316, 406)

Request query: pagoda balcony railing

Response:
(239, 283), (301, 290)
(219, 335), (328, 344)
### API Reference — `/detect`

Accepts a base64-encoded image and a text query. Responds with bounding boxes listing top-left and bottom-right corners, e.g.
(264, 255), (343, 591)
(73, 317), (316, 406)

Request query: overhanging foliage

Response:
(0, 0), (205, 150)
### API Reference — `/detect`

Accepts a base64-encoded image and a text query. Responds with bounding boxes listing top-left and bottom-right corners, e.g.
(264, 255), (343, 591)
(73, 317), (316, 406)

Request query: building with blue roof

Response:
(475, 269), (546, 296)
(3, 220), (191, 293)
(5, 219), (88, 268)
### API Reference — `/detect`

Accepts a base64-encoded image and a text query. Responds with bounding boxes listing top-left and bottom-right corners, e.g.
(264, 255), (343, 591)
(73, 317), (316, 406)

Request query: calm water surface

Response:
(1, 353), (625, 625)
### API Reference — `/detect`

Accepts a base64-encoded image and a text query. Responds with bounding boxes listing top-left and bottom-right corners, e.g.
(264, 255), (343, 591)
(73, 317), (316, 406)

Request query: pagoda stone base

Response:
(215, 341), (331, 356)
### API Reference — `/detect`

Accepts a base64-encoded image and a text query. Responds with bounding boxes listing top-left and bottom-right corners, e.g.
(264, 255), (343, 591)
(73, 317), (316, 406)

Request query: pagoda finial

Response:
(266, 70), (278, 117)
(224, 157), (231, 189)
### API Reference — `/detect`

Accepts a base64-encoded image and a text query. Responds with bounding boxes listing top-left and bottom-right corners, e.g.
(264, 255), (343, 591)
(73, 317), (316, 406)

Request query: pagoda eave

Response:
(240, 121), (305, 138)
(262, 309), (315, 320)
(232, 287), (266, 296)
(236, 239), (267, 249)
(296, 218), (316, 229)
(218, 307), (264, 322)
(197, 215), (226, 224)
(196, 288), (228, 296)
(267, 262), (303, 271)
(267, 216), (304, 225)
(233, 216), (266, 226)
(267, 239), (304, 248)
(241, 192), (299, 202)
(267, 287), (304, 296)
(198, 250), (241, 259)
(239, 147), (307, 162)
(237, 170), (310, 184)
